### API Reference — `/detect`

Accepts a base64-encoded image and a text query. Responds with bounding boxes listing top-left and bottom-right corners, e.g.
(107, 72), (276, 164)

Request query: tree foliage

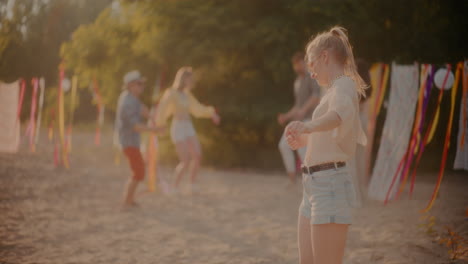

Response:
(2, 0), (467, 168)
(0, 0), (113, 82)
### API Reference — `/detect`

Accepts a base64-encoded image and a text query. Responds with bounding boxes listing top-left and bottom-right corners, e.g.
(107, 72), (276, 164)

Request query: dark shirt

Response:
(294, 74), (321, 119)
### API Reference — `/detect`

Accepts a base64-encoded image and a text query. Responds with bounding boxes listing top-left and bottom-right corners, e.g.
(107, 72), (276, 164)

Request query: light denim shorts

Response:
(299, 166), (357, 225)
(170, 120), (197, 143)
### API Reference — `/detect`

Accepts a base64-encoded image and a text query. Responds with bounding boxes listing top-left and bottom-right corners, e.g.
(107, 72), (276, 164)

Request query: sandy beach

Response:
(1, 130), (467, 264)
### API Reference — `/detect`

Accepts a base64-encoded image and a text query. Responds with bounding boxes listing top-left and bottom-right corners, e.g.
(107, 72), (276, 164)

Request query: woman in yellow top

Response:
(286, 27), (367, 264)
(156, 67), (220, 191)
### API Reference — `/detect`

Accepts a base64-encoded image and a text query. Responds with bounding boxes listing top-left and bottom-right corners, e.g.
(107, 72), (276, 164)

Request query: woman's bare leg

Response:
(173, 139), (191, 187)
(186, 136), (202, 184)
(311, 223), (348, 264)
(298, 215), (314, 264)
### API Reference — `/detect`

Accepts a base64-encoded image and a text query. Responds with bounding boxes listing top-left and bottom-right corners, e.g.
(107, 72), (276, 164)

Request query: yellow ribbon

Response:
(422, 62), (463, 213)
(460, 62), (468, 147)
(368, 63), (390, 118)
(396, 64), (428, 196)
(147, 135), (158, 192)
(67, 76), (78, 153)
(427, 103), (441, 143)
(369, 63), (383, 115)
(426, 65), (452, 144)
(58, 68), (69, 168)
(376, 64), (390, 117)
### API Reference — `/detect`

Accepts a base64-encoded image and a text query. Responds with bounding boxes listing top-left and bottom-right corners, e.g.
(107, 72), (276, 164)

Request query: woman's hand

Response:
(285, 121), (312, 150)
(141, 105), (150, 119)
(212, 113), (221, 125)
(152, 126), (167, 135)
(286, 121), (313, 137)
(286, 133), (302, 150)
(277, 113), (287, 126)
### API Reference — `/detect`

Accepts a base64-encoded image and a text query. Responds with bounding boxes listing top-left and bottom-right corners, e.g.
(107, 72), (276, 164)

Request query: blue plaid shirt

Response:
(115, 91), (143, 148)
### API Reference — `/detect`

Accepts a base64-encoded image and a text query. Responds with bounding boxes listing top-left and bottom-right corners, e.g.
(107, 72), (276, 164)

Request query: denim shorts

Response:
(299, 166), (357, 225)
(170, 120), (197, 143)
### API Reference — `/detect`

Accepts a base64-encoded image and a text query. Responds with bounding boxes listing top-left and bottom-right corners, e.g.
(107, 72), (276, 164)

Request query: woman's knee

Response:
(191, 152), (202, 164)
(178, 157), (191, 168)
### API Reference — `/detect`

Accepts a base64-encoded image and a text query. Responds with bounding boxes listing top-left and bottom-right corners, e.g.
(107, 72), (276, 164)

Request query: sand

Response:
(1, 130), (467, 264)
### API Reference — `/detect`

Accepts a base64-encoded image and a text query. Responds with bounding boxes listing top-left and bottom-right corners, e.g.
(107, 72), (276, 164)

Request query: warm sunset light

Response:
(1, 1), (467, 263)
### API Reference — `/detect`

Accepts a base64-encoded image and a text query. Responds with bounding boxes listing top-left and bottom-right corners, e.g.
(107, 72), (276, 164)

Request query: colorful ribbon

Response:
(92, 78), (104, 146)
(58, 66), (69, 168)
(384, 65), (432, 203)
(35, 78), (45, 146)
(147, 132), (158, 192)
(146, 102), (158, 192)
(114, 150), (121, 166)
(460, 61), (468, 147)
(16, 80), (26, 140)
(369, 63), (390, 118)
(407, 65), (452, 197)
(384, 151), (407, 205)
(48, 109), (55, 142)
(366, 63), (390, 177)
(54, 141), (60, 167)
(384, 65), (427, 202)
(422, 62), (463, 213)
(67, 76), (78, 152)
(425, 66), (453, 144)
(27, 78), (39, 152)
(376, 64), (390, 117)
(147, 69), (167, 192)
(395, 65), (434, 199)
(147, 72), (164, 192)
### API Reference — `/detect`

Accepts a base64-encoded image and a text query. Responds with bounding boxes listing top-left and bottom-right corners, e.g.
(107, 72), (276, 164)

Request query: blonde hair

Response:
(305, 26), (367, 97)
(172, 66), (193, 91)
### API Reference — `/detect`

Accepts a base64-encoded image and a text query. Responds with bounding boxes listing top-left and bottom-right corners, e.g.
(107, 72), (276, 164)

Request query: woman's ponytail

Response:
(306, 26), (368, 98)
(329, 27), (368, 97)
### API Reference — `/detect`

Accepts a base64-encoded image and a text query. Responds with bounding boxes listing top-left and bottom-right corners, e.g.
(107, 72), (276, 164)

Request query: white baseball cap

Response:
(123, 70), (146, 85)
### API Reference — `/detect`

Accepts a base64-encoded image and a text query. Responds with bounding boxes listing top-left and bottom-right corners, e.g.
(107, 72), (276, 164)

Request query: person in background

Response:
(156, 67), (220, 193)
(115, 70), (166, 208)
(278, 52), (321, 186)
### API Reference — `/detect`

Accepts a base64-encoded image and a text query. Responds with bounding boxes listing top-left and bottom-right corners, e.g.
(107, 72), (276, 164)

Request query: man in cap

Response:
(116, 70), (166, 208)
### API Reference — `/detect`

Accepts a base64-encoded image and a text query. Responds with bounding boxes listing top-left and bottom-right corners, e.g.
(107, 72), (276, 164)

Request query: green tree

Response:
(59, 0), (468, 168)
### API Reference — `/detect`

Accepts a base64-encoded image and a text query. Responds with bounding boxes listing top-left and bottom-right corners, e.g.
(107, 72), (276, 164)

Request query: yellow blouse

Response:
(155, 88), (215, 126)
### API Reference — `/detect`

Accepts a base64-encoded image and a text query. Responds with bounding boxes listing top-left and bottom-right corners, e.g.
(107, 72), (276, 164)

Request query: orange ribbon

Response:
(394, 64), (431, 199)
(58, 65), (69, 168)
(366, 63), (390, 178)
(460, 62), (468, 147)
(92, 77), (104, 146)
(422, 62), (463, 213)
(408, 65), (451, 196)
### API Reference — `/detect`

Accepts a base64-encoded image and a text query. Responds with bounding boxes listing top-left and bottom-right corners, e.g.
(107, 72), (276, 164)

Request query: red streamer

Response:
(422, 62), (463, 212)
(92, 78), (104, 146)
(28, 78), (39, 152)
(406, 65), (451, 198)
(16, 80), (26, 126)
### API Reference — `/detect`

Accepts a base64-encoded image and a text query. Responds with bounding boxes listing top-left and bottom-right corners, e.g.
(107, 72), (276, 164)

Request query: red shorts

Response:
(123, 147), (145, 181)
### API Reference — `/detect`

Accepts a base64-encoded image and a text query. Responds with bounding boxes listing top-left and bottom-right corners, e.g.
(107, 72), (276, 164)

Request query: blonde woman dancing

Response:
(285, 27), (367, 264)
(156, 67), (220, 192)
